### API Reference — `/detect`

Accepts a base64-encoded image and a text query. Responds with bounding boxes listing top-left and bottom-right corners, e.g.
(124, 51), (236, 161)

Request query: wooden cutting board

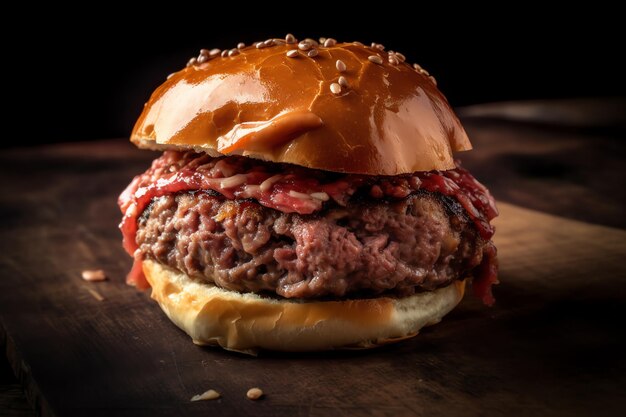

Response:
(1, 141), (625, 417)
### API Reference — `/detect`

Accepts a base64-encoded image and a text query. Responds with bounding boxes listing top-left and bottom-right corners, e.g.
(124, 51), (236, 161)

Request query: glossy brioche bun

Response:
(132, 40), (471, 175)
(143, 260), (466, 354)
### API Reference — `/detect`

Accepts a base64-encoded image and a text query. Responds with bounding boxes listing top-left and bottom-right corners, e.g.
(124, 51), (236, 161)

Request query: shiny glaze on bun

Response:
(132, 37), (472, 175)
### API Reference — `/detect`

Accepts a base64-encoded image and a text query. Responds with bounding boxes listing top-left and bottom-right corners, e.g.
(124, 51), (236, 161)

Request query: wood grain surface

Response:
(1, 112), (625, 416)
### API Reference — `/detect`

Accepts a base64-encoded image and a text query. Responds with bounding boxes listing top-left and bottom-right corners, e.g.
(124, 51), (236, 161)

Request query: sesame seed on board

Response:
(246, 387), (264, 400)
(82, 269), (107, 282)
(190, 390), (221, 402)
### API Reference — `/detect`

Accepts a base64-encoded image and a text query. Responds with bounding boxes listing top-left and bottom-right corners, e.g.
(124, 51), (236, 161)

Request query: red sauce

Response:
(127, 249), (150, 290)
(119, 151), (499, 302)
(473, 242), (499, 306)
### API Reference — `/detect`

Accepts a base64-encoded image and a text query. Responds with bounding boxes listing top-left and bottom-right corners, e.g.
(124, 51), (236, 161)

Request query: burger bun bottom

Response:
(143, 259), (465, 355)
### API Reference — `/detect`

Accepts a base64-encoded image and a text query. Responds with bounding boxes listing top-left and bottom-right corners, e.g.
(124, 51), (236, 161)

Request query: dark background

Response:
(9, 5), (624, 145)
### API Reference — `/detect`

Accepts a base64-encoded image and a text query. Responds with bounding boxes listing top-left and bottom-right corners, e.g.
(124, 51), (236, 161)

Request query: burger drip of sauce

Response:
(119, 151), (499, 301)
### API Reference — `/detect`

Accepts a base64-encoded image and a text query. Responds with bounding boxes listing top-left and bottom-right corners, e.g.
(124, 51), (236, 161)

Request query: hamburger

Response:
(118, 35), (499, 354)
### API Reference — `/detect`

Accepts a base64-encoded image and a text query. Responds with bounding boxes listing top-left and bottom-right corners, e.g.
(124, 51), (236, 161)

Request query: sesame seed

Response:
(336, 59), (346, 72)
(256, 42), (265, 49)
(395, 52), (406, 62)
(228, 49), (240, 57)
(197, 54), (208, 64)
(167, 73), (175, 79)
(371, 43), (385, 51)
(429, 75), (437, 85)
(324, 38), (337, 47)
(330, 83), (342, 95)
(246, 388), (264, 400)
(286, 49), (299, 58)
(264, 39), (274, 47)
(319, 37), (327, 44)
(368, 55), (383, 64)
(221, 50), (228, 57)
(82, 269), (107, 282)
(388, 55), (399, 65)
(413, 63), (422, 71)
(190, 390), (221, 402)
(304, 38), (319, 46)
(307, 48), (318, 57)
(353, 41), (364, 46)
(285, 33), (296, 44)
(199, 49), (210, 56)
(273, 38), (286, 44)
(186, 57), (197, 67)
(209, 48), (221, 58)
(237, 42), (245, 49)
(298, 41), (312, 51)
(338, 76), (349, 88)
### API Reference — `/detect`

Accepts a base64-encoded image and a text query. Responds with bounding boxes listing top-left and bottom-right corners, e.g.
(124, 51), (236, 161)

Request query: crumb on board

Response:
(246, 387), (264, 400)
(81, 269), (107, 282)
(191, 389), (221, 402)
(86, 288), (105, 301)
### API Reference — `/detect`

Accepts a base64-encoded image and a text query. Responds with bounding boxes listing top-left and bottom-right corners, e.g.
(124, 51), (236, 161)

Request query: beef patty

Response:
(136, 191), (485, 299)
